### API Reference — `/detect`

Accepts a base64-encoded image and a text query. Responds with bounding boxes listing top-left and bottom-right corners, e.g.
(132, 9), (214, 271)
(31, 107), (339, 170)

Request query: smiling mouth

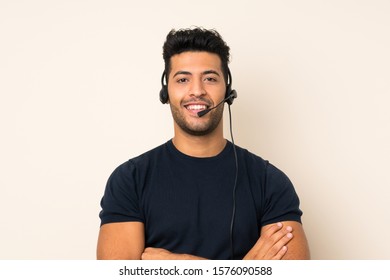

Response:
(185, 104), (208, 111)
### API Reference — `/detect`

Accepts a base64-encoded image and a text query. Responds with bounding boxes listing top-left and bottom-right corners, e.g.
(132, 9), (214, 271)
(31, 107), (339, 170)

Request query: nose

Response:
(190, 78), (206, 97)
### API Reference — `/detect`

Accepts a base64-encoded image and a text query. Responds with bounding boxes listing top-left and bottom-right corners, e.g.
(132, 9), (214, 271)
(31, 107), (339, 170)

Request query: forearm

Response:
(162, 253), (207, 260)
(142, 221), (310, 260)
(142, 247), (207, 260)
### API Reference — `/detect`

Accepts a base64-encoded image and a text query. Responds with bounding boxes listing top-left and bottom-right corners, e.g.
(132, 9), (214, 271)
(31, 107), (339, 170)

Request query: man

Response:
(97, 27), (310, 260)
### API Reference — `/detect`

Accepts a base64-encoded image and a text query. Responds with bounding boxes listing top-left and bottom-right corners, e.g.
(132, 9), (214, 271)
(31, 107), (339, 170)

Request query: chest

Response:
(139, 164), (261, 257)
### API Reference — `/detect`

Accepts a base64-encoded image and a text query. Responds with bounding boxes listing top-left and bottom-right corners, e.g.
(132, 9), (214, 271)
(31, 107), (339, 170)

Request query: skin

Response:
(97, 51), (310, 260)
(168, 52), (227, 157)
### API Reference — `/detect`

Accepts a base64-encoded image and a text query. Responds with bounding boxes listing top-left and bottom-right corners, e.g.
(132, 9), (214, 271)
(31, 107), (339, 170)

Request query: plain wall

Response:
(1, 0), (389, 259)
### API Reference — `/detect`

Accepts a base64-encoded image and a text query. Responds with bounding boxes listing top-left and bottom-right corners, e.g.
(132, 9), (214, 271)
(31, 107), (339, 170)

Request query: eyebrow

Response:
(172, 70), (221, 78)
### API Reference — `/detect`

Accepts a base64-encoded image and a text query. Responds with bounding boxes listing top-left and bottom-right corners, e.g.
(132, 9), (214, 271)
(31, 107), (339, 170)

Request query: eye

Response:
(204, 77), (218, 83)
(177, 78), (189, 83)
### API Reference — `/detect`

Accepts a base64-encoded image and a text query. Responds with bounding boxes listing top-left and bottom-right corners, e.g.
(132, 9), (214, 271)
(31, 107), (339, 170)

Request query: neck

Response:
(172, 123), (226, 158)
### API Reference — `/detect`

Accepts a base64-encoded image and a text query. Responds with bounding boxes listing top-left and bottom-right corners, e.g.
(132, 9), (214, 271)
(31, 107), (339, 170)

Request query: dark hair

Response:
(162, 27), (230, 83)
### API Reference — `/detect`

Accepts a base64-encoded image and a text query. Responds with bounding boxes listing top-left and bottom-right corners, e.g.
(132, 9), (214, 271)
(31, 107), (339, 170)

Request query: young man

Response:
(97, 28), (310, 260)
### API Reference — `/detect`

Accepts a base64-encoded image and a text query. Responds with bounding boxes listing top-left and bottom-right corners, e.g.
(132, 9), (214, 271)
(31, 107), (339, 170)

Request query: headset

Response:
(159, 68), (237, 106)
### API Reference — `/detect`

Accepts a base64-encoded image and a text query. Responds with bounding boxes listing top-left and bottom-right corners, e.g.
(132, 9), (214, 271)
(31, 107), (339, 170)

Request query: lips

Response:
(182, 98), (212, 116)
(185, 104), (207, 111)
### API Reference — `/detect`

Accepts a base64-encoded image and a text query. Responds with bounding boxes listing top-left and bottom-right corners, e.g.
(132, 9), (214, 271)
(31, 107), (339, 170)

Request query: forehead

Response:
(169, 51), (222, 74)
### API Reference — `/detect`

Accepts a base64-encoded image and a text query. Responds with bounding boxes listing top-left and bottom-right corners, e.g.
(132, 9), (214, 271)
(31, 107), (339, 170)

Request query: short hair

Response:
(162, 27), (231, 83)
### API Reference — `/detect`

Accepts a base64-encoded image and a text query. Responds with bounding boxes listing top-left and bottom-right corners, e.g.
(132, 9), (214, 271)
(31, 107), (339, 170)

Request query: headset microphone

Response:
(197, 90), (237, 117)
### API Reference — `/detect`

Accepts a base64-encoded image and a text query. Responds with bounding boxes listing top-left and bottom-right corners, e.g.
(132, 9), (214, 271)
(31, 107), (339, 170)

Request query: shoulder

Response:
(109, 141), (169, 180)
(233, 143), (295, 192)
(122, 141), (169, 167)
(234, 143), (290, 179)
(233, 143), (270, 175)
(129, 142), (167, 165)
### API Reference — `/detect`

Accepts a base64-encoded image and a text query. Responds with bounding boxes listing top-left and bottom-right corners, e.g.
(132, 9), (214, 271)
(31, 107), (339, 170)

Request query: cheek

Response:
(167, 87), (185, 105)
(167, 95), (181, 107)
(212, 86), (227, 100)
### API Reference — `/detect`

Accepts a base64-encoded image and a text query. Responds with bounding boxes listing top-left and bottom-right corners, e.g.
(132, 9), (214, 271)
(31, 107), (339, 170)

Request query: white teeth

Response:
(186, 104), (207, 110)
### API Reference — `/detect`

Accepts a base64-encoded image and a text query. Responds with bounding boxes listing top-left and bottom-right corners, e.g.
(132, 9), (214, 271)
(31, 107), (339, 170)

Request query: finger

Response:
(246, 224), (286, 259)
(267, 231), (294, 259)
(256, 226), (293, 259)
(245, 229), (277, 258)
(257, 223), (283, 246)
(245, 223), (294, 260)
(272, 245), (288, 260)
(262, 222), (284, 236)
(259, 223), (290, 252)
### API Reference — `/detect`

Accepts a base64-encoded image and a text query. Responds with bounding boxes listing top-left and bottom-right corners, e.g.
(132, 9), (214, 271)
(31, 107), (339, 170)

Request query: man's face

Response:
(167, 51), (226, 136)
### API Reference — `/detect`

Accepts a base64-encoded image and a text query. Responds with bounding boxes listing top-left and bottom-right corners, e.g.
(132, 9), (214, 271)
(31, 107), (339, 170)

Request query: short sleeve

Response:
(99, 161), (144, 226)
(260, 163), (302, 226)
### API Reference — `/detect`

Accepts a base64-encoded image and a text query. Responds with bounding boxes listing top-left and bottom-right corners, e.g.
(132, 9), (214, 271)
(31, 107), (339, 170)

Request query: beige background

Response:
(1, 0), (389, 259)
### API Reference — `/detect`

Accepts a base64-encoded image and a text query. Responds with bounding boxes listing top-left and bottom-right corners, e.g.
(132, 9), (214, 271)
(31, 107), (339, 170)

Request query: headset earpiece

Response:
(159, 86), (169, 104)
(226, 89), (237, 105)
(159, 71), (169, 104)
(225, 69), (237, 105)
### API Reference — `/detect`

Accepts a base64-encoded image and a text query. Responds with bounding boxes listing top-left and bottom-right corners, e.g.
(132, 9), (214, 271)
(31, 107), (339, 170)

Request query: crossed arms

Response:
(97, 221), (310, 260)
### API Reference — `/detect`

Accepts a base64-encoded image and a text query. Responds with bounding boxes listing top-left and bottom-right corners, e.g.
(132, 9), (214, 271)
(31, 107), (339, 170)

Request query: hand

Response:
(141, 247), (207, 260)
(142, 247), (173, 260)
(243, 222), (293, 260)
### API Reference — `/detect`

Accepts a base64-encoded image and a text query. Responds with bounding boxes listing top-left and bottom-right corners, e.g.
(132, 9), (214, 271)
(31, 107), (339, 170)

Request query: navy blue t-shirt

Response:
(99, 140), (302, 259)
